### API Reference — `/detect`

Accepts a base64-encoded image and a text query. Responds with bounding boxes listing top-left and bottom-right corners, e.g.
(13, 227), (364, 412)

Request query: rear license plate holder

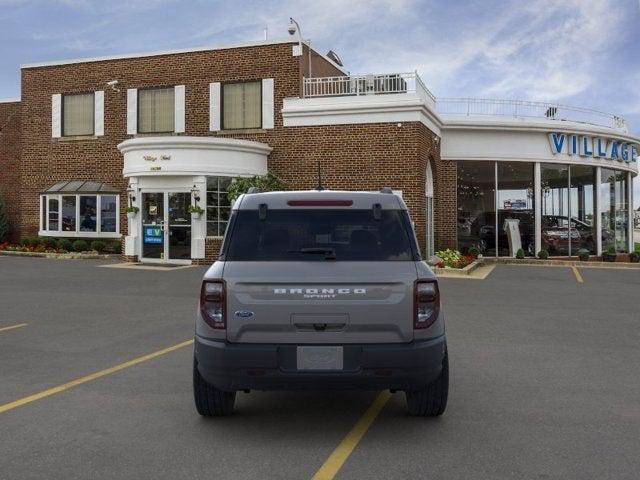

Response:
(296, 346), (343, 371)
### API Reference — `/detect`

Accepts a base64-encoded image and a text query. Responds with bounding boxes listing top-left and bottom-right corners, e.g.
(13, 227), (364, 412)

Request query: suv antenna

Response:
(316, 161), (324, 191)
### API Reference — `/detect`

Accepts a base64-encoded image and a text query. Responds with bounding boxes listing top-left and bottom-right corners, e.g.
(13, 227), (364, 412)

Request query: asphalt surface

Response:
(1, 257), (639, 479)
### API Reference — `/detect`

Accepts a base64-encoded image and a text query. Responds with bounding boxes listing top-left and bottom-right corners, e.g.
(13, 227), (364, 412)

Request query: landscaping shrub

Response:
(435, 249), (462, 267)
(577, 248), (590, 261)
(537, 249), (549, 260)
(603, 245), (617, 262)
(27, 236), (41, 247)
(40, 237), (57, 249)
(19, 238), (29, 247)
(57, 238), (73, 252)
(468, 246), (480, 257)
(630, 251), (640, 263)
(515, 248), (525, 259)
(111, 239), (122, 254)
(72, 239), (89, 252)
(90, 240), (106, 253)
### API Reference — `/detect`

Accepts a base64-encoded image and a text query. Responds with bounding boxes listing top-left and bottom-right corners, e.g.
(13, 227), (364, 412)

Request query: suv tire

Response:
(193, 359), (236, 416)
(405, 349), (448, 417)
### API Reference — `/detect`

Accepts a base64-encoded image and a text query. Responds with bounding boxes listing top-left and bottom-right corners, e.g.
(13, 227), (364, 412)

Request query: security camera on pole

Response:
(288, 17), (312, 78)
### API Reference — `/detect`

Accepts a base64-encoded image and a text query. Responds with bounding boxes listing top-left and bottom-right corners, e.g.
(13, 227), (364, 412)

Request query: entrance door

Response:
(141, 192), (192, 263)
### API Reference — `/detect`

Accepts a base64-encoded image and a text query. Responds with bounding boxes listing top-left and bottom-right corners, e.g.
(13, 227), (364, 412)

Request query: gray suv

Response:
(193, 189), (448, 416)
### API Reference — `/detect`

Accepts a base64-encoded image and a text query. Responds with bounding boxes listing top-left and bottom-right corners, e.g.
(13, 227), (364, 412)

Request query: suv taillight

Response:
(414, 279), (440, 329)
(200, 280), (226, 329)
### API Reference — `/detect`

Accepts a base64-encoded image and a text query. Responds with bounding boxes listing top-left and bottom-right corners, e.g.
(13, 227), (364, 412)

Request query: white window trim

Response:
(39, 193), (121, 238)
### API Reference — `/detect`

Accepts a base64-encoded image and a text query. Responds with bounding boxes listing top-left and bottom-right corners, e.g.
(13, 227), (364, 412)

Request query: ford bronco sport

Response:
(193, 189), (448, 416)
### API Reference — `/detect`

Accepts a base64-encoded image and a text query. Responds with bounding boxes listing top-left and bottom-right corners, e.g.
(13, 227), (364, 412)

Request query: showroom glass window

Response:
(569, 165), (596, 254)
(601, 168), (628, 252)
(497, 162), (535, 256)
(541, 164), (570, 255)
(222, 81), (261, 130)
(206, 177), (233, 236)
(62, 92), (94, 136)
(138, 87), (175, 133)
(40, 194), (119, 236)
(457, 161), (496, 255)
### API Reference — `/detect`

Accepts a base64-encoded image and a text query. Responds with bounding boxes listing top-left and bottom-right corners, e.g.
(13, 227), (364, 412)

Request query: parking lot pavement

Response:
(1, 258), (639, 479)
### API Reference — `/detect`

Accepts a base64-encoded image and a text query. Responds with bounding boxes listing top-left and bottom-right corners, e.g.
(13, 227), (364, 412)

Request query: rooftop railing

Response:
(436, 97), (627, 131)
(301, 74), (628, 131)
(303, 72), (436, 105)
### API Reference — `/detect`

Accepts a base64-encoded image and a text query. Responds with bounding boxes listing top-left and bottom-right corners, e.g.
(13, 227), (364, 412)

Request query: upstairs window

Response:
(223, 81), (261, 130)
(138, 87), (175, 133)
(62, 92), (95, 136)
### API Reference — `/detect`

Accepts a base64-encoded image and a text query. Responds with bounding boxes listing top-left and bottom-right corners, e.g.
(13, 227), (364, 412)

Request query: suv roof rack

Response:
(380, 187), (393, 194)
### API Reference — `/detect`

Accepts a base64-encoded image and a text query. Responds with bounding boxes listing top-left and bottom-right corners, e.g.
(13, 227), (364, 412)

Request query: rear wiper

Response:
(287, 247), (337, 260)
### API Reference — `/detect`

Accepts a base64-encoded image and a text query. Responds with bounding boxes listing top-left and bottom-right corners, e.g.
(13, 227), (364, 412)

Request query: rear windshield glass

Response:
(224, 209), (419, 261)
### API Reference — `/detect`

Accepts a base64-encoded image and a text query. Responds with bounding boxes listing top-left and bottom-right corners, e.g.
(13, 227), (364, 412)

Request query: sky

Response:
(1, 0), (639, 202)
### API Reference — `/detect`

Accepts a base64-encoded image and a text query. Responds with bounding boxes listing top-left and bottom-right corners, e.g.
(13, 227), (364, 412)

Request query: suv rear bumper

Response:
(194, 335), (446, 392)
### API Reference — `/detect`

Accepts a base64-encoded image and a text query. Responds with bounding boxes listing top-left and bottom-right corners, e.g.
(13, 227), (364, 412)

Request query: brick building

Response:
(0, 38), (638, 263)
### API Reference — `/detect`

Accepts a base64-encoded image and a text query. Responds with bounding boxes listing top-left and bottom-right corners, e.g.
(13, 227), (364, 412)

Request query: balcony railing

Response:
(436, 97), (627, 131)
(303, 72), (436, 104)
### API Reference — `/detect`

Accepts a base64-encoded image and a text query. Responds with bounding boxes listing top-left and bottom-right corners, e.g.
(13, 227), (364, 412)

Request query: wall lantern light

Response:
(191, 184), (201, 203)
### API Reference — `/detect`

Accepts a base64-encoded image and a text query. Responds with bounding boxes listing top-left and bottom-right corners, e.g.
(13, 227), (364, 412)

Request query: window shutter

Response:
(51, 94), (62, 138)
(127, 88), (137, 135)
(209, 82), (221, 131)
(94, 90), (104, 136)
(262, 78), (274, 129)
(174, 85), (185, 133)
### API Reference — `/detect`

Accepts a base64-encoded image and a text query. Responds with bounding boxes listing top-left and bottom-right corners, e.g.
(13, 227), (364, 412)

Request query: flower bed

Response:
(433, 249), (477, 269)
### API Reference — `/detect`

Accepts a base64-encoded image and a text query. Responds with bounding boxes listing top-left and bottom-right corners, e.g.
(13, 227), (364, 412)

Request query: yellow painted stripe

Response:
(572, 266), (584, 283)
(0, 323), (28, 333)
(0, 339), (193, 414)
(311, 390), (392, 480)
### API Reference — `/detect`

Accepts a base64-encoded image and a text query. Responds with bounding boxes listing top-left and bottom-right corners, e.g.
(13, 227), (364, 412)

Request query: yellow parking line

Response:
(0, 339), (193, 414)
(311, 390), (392, 480)
(572, 266), (584, 283)
(0, 323), (28, 333)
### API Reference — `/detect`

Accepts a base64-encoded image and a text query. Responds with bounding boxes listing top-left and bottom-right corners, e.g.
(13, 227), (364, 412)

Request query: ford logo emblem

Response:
(235, 310), (254, 319)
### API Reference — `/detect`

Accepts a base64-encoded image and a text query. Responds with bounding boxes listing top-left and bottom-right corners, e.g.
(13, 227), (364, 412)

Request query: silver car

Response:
(193, 189), (448, 416)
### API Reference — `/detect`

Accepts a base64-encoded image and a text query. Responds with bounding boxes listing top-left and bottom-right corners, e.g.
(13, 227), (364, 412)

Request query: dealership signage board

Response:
(548, 132), (638, 163)
(143, 226), (163, 244)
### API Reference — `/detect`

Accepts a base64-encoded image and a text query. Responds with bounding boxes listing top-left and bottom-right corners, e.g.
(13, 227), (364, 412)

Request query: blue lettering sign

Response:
(610, 141), (619, 160)
(579, 136), (593, 156)
(549, 133), (565, 154)
(632, 145), (638, 162)
(569, 135), (579, 155)
(595, 138), (607, 157)
(620, 143), (629, 162)
(144, 226), (163, 244)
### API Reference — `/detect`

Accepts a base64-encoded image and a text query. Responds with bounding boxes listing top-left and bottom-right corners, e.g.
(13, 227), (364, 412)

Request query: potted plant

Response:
(125, 206), (139, 219)
(188, 205), (204, 219)
(603, 245), (617, 262)
(577, 248), (590, 262)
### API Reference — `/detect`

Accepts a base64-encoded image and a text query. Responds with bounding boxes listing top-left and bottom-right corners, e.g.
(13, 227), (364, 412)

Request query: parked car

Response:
(193, 189), (448, 417)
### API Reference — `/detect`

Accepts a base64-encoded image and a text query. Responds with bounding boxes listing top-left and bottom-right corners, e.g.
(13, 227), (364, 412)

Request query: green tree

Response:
(226, 172), (287, 202)
(0, 194), (9, 242)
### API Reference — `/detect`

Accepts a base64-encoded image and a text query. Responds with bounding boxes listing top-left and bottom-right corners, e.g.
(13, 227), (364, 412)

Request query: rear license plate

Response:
(296, 346), (343, 371)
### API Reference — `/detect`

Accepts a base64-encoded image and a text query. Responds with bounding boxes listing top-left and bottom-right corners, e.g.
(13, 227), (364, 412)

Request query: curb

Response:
(483, 257), (640, 269)
(0, 250), (118, 260)
(432, 259), (484, 276)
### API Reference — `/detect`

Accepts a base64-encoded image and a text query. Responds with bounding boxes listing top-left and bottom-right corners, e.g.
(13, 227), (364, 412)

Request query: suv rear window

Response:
(223, 209), (419, 261)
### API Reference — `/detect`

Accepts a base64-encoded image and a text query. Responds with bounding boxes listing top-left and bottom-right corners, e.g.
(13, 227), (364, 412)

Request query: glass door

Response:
(142, 192), (165, 260)
(141, 192), (192, 262)
(168, 193), (192, 260)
